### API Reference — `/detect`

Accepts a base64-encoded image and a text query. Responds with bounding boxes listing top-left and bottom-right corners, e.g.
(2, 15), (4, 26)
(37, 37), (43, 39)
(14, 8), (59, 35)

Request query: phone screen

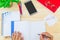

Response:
(25, 1), (37, 15)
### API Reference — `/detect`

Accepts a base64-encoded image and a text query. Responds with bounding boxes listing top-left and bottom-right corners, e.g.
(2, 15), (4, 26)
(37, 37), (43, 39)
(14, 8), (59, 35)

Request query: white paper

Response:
(14, 21), (46, 40)
(30, 21), (46, 40)
(14, 21), (30, 40)
(2, 11), (20, 36)
(44, 14), (57, 26)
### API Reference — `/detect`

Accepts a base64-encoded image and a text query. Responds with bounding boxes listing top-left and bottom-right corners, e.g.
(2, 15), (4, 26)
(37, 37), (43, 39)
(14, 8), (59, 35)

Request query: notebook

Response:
(11, 21), (46, 40)
(2, 11), (20, 36)
(25, 1), (37, 15)
(37, 0), (60, 12)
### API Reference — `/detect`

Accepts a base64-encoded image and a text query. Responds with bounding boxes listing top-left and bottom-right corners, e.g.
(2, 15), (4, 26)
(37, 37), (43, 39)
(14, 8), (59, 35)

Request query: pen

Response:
(38, 34), (51, 38)
(18, 2), (22, 15)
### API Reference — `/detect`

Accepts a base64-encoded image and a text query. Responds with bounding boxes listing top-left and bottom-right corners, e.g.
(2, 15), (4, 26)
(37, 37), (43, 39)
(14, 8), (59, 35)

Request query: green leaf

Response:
(11, 0), (20, 3)
(0, 2), (4, 7)
(0, 0), (20, 8)
(4, 0), (10, 8)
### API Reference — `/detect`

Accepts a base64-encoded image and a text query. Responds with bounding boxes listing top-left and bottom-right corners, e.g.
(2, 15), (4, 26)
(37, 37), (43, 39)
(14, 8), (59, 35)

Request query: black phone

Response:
(25, 1), (37, 15)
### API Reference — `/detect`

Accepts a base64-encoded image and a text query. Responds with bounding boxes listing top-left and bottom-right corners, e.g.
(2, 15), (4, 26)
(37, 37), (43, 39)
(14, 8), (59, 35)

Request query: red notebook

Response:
(37, 0), (60, 13)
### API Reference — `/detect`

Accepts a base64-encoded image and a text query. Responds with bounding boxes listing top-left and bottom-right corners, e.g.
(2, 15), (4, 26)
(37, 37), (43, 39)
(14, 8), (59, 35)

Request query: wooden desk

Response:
(0, 0), (60, 40)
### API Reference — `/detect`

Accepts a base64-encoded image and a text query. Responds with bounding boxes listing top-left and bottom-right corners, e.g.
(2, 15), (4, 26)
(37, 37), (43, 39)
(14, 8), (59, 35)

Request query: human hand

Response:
(40, 32), (53, 40)
(12, 32), (23, 40)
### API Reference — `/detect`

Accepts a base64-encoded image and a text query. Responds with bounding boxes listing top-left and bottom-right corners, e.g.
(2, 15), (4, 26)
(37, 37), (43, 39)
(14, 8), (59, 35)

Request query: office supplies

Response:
(44, 14), (57, 26)
(37, 0), (60, 12)
(2, 11), (20, 36)
(18, 2), (22, 15)
(24, 1), (37, 15)
(11, 21), (46, 40)
(38, 34), (51, 38)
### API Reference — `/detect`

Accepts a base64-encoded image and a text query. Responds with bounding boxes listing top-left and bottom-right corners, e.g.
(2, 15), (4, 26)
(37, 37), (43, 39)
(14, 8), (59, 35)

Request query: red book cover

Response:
(37, 0), (60, 12)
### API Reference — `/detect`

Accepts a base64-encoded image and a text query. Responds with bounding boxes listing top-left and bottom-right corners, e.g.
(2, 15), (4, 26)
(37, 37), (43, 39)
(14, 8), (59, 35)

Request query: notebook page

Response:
(2, 11), (20, 36)
(14, 21), (30, 40)
(30, 21), (46, 40)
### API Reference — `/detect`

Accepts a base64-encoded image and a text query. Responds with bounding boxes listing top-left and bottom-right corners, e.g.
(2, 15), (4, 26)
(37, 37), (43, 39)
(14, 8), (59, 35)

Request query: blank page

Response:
(14, 21), (30, 40)
(30, 21), (46, 40)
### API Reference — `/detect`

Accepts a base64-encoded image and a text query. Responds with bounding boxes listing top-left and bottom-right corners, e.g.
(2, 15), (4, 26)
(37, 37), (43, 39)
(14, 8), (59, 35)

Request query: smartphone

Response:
(25, 1), (37, 15)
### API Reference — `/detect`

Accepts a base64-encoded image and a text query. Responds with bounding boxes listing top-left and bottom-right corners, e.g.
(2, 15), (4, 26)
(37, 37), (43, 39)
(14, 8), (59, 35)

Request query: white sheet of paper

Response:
(2, 11), (20, 36)
(44, 14), (57, 26)
(30, 21), (46, 40)
(14, 21), (46, 40)
(14, 21), (30, 40)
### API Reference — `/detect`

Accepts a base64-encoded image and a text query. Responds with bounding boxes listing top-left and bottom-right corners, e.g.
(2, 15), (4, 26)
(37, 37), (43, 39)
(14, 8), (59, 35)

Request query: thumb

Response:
(40, 35), (44, 40)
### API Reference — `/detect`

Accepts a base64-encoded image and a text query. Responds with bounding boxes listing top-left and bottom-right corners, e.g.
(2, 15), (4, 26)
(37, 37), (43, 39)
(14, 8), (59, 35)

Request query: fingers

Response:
(18, 32), (24, 40)
(12, 32), (23, 40)
(40, 34), (44, 40)
(41, 32), (53, 38)
(15, 32), (21, 40)
(12, 32), (16, 40)
(40, 32), (53, 40)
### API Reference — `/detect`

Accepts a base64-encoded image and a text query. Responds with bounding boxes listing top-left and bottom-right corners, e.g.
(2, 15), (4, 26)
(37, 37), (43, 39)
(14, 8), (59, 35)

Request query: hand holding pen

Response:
(40, 32), (53, 40)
